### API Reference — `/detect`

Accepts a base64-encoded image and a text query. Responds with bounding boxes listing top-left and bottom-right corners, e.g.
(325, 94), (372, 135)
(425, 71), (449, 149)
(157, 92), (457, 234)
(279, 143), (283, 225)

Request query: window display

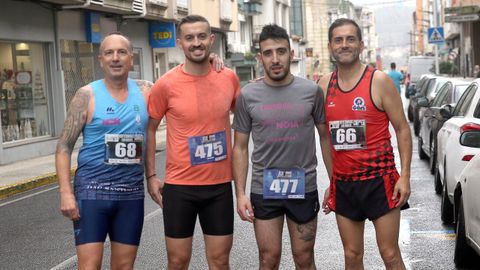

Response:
(0, 42), (50, 143)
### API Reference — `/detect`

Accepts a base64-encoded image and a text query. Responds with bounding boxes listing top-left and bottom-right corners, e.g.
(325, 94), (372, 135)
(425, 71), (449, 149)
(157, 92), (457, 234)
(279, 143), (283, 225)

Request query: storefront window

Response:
(0, 41), (51, 143)
(60, 40), (102, 108)
(61, 41), (143, 107)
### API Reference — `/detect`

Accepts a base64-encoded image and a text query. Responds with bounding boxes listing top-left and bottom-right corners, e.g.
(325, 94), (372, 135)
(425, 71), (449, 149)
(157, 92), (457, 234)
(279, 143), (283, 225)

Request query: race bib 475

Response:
(188, 130), (227, 166)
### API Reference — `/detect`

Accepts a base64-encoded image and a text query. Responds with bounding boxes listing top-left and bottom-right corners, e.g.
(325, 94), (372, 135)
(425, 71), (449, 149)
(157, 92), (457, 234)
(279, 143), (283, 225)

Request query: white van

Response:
(406, 56), (436, 98)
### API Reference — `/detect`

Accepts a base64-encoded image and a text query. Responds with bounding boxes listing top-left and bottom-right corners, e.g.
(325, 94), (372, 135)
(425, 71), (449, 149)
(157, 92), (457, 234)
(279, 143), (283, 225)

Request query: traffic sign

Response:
(428, 27), (445, 44)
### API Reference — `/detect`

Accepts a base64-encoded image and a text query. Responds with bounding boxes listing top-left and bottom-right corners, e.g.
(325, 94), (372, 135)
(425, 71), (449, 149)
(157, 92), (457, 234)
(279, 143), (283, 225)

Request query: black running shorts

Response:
(334, 176), (410, 221)
(162, 182), (234, 238)
(250, 190), (320, 224)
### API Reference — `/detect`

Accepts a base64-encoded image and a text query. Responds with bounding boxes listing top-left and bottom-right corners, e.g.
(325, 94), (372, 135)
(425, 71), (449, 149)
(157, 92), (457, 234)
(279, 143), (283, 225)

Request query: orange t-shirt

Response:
(148, 65), (240, 185)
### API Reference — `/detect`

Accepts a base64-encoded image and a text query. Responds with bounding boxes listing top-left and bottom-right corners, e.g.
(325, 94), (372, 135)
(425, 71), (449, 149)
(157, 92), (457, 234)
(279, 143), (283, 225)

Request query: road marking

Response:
(50, 254), (77, 270)
(0, 185), (58, 207)
(399, 219), (412, 270)
(411, 230), (456, 240)
(411, 230), (455, 234)
(50, 208), (163, 269)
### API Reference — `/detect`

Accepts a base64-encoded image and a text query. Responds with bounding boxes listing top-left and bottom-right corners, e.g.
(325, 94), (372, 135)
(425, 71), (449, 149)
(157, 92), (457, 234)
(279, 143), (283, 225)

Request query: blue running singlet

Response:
(74, 79), (148, 200)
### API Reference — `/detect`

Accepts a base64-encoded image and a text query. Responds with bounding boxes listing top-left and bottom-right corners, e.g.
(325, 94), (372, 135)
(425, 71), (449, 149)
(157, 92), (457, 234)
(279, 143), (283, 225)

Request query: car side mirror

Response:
(417, 97), (429, 107)
(439, 104), (453, 119)
(407, 86), (416, 98)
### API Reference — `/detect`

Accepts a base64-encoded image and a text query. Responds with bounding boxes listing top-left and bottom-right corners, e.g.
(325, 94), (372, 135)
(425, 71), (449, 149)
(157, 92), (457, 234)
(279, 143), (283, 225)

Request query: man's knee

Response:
(344, 247), (364, 264)
(292, 249), (315, 269)
(379, 246), (403, 267)
(259, 249), (281, 269)
(206, 250), (230, 269)
(167, 253), (191, 270)
(78, 260), (102, 270)
(111, 259), (134, 270)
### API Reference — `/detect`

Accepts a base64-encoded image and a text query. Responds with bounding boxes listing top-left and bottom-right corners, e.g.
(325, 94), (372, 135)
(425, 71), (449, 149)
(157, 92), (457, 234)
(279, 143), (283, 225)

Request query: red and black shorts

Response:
(327, 172), (409, 221)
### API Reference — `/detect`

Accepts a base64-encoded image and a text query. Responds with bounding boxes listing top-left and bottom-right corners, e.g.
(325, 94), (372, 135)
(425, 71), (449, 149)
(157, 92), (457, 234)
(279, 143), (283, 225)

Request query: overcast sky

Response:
(350, 0), (416, 69)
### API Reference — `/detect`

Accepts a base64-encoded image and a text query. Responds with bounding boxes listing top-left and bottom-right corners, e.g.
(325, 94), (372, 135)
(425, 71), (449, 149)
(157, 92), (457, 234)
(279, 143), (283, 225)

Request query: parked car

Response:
(417, 78), (472, 180)
(407, 74), (432, 121)
(436, 78), (480, 224)
(410, 76), (449, 136)
(453, 154), (480, 267)
(406, 56), (435, 99)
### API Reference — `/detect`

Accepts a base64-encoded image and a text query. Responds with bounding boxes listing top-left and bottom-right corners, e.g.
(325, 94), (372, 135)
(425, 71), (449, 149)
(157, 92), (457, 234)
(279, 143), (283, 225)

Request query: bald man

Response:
(56, 32), (151, 269)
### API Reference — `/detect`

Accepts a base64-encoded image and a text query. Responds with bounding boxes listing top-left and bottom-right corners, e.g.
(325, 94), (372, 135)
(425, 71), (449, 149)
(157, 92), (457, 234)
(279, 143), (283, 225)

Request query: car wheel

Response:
(454, 199), (479, 267)
(441, 183), (453, 224)
(434, 167), (442, 195)
(407, 105), (413, 122)
(429, 140), (436, 174)
(418, 137), (428, 160)
(414, 117), (420, 136)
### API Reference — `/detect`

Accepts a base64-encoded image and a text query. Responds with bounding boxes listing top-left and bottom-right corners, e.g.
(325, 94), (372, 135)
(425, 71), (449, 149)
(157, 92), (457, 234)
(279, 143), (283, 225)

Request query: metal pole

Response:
(433, 0), (439, 74)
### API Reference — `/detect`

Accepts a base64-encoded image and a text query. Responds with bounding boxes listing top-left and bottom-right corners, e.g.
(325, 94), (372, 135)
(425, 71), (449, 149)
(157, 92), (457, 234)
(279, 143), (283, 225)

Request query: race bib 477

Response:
(263, 168), (305, 199)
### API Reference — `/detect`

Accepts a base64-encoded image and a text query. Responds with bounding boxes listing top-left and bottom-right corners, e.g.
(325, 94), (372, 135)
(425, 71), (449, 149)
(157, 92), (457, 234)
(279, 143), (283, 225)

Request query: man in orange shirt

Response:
(145, 15), (240, 270)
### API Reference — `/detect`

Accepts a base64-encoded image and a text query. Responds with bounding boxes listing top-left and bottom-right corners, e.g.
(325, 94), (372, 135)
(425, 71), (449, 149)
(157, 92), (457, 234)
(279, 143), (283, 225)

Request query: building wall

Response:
(0, 1), (60, 164)
(358, 7), (378, 65)
(443, 0), (480, 76)
(119, 20), (154, 82)
(304, 0), (330, 78)
(0, 1), (157, 164)
(191, 0), (239, 31)
(0, 1), (55, 42)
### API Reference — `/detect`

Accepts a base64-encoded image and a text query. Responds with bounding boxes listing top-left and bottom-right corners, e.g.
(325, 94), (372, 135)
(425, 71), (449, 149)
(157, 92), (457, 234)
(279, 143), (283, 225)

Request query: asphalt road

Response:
(0, 96), (475, 269)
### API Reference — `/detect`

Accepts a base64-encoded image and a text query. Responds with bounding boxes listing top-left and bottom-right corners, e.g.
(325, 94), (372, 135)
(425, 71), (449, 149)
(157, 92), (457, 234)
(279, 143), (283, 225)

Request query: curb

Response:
(0, 125), (168, 201)
(0, 143), (166, 201)
(0, 168), (76, 200)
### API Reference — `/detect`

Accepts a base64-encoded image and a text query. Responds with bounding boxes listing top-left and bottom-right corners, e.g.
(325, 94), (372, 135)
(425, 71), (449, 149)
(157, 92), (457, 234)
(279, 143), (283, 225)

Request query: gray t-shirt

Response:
(233, 76), (325, 195)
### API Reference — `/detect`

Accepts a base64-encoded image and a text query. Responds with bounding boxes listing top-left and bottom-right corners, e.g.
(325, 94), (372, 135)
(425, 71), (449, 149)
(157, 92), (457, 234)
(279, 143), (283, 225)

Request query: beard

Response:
(332, 48), (360, 65)
(185, 45), (210, 64)
(264, 64), (291, 82)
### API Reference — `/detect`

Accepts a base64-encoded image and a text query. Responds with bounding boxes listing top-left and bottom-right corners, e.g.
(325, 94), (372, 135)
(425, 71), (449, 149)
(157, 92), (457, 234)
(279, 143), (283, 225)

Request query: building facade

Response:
(356, 6), (378, 66)
(0, 0), (237, 164)
(443, 0), (480, 77)
(228, 0), (307, 86)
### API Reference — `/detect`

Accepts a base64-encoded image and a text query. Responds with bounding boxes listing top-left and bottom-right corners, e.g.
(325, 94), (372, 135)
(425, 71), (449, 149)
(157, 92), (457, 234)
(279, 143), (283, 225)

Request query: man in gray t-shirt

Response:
(232, 24), (332, 269)
(233, 78), (324, 194)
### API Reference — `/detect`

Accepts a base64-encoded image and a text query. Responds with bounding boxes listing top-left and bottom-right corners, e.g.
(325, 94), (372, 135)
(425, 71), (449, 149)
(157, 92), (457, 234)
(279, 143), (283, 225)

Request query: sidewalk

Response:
(0, 124), (167, 200)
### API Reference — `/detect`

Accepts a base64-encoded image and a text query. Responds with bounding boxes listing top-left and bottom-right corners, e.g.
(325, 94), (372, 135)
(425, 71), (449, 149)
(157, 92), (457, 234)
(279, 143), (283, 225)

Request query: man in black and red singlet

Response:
(318, 18), (412, 270)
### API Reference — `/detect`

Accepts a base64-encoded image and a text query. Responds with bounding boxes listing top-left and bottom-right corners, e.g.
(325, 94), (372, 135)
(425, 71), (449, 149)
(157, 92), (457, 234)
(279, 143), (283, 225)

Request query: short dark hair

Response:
(390, 62), (396, 69)
(328, 18), (362, 42)
(177, 15), (211, 36)
(259, 24), (290, 50)
(100, 32), (133, 53)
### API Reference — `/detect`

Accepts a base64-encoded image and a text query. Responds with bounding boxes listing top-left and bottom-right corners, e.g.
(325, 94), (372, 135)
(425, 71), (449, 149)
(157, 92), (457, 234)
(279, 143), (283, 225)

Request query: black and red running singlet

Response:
(325, 66), (398, 182)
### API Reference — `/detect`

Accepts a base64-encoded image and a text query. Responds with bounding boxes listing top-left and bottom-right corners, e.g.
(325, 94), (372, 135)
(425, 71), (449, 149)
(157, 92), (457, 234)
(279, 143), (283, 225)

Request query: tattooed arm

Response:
(135, 80), (153, 105)
(55, 87), (91, 221)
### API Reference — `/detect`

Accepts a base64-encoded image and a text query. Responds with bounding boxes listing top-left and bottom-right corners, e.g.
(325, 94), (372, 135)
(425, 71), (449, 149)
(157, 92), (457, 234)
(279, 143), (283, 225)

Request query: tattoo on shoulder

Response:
(56, 88), (90, 154)
(135, 80), (153, 92)
(296, 220), (317, 241)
